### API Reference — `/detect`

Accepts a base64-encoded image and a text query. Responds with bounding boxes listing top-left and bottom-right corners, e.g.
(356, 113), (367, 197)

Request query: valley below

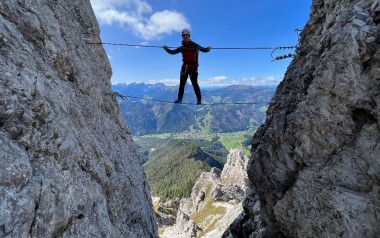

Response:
(114, 83), (274, 237)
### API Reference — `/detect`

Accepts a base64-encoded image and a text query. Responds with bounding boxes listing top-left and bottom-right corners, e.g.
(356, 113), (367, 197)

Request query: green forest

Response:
(141, 139), (228, 201)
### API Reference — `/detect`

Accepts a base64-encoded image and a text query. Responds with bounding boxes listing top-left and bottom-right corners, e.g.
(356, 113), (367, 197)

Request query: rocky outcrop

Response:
(158, 149), (256, 238)
(153, 197), (179, 228)
(0, 1), (157, 237)
(238, 0), (380, 237)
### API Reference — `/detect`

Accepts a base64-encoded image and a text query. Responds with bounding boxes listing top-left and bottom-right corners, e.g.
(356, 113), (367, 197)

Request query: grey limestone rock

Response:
(0, 0), (158, 237)
(241, 0), (380, 237)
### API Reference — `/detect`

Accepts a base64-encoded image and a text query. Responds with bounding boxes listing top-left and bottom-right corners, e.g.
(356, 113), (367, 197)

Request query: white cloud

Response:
(200, 76), (229, 86)
(90, 0), (190, 40)
(147, 78), (178, 86)
(232, 76), (281, 85)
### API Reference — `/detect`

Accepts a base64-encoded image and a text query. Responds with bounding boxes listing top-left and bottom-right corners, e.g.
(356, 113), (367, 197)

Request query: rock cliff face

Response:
(239, 0), (380, 237)
(0, 1), (157, 237)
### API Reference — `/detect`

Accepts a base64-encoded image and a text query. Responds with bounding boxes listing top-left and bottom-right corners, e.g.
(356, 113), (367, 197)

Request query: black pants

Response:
(178, 71), (201, 101)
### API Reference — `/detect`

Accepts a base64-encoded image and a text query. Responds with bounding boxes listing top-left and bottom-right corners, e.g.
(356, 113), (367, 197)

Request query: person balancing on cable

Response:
(163, 29), (211, 105)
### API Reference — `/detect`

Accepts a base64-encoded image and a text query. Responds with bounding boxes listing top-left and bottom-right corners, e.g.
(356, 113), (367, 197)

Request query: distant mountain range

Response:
(112, 83), (276, 135)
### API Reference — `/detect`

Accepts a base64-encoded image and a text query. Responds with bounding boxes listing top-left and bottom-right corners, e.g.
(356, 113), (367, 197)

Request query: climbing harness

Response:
(182, 41), (198, 64)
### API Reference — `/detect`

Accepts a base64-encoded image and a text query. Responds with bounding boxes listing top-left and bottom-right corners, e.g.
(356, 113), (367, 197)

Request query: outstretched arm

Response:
(196, 44), (212, 53)
(163, 45), (182, 55)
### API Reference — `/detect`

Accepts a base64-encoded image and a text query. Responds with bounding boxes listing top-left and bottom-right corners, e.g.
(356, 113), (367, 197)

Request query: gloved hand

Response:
(163, 45), (168, 50)
(207, 46), (212, 51)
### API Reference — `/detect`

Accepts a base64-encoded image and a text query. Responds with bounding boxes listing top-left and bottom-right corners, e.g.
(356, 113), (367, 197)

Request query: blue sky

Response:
(89, 0), (312, 87)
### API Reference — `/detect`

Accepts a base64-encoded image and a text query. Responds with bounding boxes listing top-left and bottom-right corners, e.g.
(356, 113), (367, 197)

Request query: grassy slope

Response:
(218, 131), (252, 157)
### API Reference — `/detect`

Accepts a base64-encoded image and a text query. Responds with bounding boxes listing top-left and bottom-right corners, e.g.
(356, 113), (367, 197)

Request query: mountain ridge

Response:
(113, 83), (275, 135)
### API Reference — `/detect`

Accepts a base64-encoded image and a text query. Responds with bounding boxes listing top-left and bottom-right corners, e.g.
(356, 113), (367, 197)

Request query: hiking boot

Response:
(175, 99), (182, 103)
(197, 100), (201, 105)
